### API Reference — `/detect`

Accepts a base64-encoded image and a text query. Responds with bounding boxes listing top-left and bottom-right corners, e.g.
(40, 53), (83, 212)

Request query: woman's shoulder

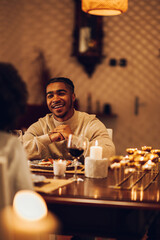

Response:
(0, 131), (22, 155)
(0, 131), (16, 143)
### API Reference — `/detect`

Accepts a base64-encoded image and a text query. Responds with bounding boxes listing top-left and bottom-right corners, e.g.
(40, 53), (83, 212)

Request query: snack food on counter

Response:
(146, 153), (159, 162)
(110, 145), (160, 171)
(126, 148), (138, 155)
(110, 155), (123, 163)
(133, 155), (148, 165)
(141, 146), (152, 152)
(151, 149), (160, 157)
(133, 150), (147, 156)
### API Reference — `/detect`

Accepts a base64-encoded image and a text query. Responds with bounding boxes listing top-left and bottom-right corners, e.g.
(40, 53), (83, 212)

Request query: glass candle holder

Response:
(53, 160), (66, 177)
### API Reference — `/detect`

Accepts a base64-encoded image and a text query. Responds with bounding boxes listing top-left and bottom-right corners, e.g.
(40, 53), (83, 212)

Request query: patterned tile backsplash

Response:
(0, 0), (160, 155)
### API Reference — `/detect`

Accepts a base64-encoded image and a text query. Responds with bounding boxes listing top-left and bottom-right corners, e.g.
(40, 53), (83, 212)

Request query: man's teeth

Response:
(53, 104), (63, 109)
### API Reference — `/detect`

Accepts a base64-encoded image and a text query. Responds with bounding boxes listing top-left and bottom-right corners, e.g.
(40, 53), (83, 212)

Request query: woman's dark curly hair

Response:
(0, 63), (28, 131)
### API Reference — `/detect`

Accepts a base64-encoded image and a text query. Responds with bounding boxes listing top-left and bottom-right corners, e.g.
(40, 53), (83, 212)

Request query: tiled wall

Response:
(0, 0), (160, 155)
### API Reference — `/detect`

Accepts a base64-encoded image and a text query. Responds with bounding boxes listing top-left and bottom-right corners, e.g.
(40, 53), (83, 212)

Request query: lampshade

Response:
(81, 0), (128, 16)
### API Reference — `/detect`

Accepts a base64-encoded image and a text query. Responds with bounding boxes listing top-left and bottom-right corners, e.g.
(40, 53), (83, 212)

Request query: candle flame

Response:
(95, 140), (98, 146)
(13, 190), (47, 221)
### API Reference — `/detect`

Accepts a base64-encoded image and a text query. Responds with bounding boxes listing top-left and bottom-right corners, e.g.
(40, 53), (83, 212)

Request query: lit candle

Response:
(1, 190), (59, 240)
(90, 140), (102, 160)
(53, 160), (66, 176)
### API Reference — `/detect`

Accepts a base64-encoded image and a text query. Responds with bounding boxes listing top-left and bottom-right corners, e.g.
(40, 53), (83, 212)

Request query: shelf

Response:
(89, 113), (117, 118)
(97, 113), (117, 118)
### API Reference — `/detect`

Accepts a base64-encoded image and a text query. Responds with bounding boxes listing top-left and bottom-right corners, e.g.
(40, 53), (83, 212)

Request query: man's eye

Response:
(47, 94), (53, 99)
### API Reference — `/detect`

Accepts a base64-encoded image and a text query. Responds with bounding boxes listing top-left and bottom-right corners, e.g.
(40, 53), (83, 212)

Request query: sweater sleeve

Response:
(23, 120), (52, 160)
(84, 116), (116, 159)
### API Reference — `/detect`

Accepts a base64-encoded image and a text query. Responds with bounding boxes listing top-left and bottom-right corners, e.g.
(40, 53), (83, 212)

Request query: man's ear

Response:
(72, 93), (76, 102)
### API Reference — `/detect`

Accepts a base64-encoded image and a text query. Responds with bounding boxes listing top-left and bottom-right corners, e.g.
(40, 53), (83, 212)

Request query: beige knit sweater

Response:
(23, 110), (115, 160)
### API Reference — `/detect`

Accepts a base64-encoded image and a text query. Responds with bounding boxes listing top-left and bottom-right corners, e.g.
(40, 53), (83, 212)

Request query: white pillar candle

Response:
(85, 157), (108, 178)
(90, 140), (102, 160)
(53, 160), (66, 176)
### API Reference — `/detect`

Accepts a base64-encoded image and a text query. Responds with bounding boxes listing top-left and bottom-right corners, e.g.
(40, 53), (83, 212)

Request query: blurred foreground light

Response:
(0, 190), (60, 239)
(13, 190), (47, 221)
(81, 0), (128, 16)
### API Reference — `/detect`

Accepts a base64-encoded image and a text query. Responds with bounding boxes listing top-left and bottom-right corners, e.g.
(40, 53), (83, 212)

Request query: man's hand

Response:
(48, 125), (72, 142)
(54, 125), (72, 140)
(48, 132), (64, 142)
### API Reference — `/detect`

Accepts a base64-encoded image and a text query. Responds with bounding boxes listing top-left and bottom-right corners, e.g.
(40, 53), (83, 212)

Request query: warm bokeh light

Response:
(82, 0), (128, 16)
(85, 9), (121, 16)
(13, 190), (47, 221)
(140, 189), (144, 201)
(131, 187), (137, 201)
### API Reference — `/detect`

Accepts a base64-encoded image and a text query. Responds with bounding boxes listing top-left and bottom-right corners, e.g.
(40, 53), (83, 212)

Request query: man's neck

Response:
(53, 109), (75, 122)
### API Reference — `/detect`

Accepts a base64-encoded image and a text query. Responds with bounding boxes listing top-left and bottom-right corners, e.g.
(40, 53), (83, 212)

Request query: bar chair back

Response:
(107, 128), (113, 140)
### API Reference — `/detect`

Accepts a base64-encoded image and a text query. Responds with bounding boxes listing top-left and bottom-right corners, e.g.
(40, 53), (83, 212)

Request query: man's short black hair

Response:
(46, 77), (74, 93)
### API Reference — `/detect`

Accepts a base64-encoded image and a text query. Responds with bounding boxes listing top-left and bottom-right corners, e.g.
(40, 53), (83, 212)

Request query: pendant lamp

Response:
(81, 0), (128, 16)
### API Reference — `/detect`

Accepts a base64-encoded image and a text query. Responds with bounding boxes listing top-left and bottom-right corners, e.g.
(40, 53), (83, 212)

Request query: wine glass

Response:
(67, 134), (89, 181)
(9, 129), (23, 143)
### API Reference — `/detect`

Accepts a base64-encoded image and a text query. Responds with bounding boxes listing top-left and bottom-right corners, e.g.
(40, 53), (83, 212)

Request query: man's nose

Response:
(53, 94), (61, 102)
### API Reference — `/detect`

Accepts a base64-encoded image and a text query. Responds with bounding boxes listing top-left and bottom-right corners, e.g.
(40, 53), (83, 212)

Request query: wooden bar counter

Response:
(33, 168), (160, 239)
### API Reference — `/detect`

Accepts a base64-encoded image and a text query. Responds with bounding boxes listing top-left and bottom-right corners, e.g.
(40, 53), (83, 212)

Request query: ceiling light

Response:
(81, 0), (128, 16)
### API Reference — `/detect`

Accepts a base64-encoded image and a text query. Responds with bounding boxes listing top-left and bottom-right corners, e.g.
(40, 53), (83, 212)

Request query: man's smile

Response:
(51, 103), (64, 110)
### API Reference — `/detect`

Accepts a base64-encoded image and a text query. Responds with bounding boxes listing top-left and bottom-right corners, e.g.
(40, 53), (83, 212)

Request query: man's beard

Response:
(53, 98), (73, 120)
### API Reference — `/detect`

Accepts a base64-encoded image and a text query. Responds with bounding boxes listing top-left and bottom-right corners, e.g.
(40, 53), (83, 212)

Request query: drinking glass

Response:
(67, 134), (89, 181)
(10, 129), (23, 143)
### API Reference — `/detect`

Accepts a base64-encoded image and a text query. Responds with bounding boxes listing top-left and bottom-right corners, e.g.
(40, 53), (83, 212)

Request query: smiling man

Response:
(46, 79), (75, 121)
(23, 77), (115, 160)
